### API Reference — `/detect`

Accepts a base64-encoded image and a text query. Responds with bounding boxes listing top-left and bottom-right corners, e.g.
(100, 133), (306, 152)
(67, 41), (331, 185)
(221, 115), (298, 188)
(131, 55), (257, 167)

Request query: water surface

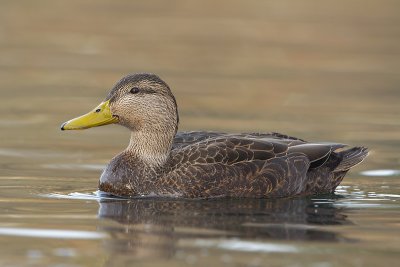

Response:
(0, 0), (399, 266)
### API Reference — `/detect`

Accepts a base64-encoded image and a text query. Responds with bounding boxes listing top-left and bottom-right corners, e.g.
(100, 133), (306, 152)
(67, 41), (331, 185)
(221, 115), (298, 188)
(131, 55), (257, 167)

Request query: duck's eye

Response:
(130, 87), (140, 94)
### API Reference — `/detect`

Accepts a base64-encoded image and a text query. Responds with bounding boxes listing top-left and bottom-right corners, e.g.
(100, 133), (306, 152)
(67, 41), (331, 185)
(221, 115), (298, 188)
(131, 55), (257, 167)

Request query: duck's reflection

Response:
(98, 196), (351, 259)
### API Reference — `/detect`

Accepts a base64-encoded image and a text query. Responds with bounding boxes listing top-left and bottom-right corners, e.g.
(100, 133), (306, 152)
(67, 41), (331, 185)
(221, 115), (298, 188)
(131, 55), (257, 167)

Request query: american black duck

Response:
(61, 73), (368, 198)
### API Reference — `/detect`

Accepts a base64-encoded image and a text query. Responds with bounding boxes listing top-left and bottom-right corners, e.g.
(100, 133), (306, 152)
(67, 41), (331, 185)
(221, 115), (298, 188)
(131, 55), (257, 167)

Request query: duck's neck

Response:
(126, 130), (174, 168)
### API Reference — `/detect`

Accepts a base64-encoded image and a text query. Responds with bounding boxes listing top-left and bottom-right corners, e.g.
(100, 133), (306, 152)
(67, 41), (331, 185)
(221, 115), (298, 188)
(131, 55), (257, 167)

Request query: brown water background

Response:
(0, 1), (399, 266)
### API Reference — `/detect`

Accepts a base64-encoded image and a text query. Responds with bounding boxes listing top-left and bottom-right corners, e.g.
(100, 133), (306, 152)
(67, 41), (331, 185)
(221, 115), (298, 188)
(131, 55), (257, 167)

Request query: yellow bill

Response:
(61, 100), (119, 130)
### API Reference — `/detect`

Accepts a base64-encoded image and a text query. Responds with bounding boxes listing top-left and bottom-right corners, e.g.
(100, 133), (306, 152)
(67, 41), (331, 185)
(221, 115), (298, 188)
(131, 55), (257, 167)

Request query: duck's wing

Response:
(164, 136), (343, 198)
(172, 131), (224, 149)
(172, 131), (306, 149)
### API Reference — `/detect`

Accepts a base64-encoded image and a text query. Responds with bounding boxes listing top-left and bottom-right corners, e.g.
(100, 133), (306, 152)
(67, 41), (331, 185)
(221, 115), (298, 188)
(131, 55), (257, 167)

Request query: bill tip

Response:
(61, 122), (67, 131)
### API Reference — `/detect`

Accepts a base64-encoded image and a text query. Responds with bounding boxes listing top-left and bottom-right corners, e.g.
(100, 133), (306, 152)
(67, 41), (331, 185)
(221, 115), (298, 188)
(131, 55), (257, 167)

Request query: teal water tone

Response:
(0, 0), (399, 266)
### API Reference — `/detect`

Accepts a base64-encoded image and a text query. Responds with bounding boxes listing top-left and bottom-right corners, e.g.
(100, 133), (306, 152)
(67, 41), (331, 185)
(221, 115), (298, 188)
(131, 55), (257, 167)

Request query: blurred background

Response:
(0, 1), (399, 266)
(0, 0), (399, 171)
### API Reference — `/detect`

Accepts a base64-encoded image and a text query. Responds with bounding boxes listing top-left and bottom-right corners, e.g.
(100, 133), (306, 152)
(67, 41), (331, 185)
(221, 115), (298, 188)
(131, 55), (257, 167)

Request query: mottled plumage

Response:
(63, 73), (368, 199)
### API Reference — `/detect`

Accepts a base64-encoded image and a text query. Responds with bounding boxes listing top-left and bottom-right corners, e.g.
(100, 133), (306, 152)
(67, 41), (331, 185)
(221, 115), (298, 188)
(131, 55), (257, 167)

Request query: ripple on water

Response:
(43, 191), (121, 201)
(361, 169), (400, 177)
(193, 239), (299, 253)
(0, 227), (106, 239)
(332, 185), (399, 208)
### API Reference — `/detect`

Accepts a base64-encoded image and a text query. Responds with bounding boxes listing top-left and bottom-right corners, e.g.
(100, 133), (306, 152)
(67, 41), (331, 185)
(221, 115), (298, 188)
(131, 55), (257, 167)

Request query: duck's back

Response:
(160, 131), (368, 198)
(172, 131), (306, 149)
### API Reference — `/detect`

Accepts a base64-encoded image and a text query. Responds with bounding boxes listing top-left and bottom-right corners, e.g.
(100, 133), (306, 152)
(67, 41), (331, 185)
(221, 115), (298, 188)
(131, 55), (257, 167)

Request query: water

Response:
(0, 0), (400, 266)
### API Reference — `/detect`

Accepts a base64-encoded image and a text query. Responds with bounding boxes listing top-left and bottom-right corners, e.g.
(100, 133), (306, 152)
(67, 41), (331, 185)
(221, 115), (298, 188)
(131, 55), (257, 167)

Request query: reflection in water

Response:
(98, 197), (351, 260)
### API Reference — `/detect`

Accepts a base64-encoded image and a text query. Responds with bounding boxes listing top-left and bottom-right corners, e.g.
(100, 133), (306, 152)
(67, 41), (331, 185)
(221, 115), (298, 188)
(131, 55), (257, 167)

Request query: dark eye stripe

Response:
(143, 89), (157, 94)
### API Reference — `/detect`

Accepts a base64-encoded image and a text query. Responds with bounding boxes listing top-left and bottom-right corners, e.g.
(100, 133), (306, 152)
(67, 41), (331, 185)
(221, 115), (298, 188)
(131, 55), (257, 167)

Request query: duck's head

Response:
(61, 73), (179, 135)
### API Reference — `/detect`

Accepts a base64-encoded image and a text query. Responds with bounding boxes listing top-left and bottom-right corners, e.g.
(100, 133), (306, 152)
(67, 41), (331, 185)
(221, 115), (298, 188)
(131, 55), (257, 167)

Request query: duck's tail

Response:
(334, 146), (369, 172)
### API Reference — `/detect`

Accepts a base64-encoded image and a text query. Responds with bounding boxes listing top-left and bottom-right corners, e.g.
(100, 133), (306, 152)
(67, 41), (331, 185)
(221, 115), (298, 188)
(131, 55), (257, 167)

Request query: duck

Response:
(61, 73), (368, 198)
